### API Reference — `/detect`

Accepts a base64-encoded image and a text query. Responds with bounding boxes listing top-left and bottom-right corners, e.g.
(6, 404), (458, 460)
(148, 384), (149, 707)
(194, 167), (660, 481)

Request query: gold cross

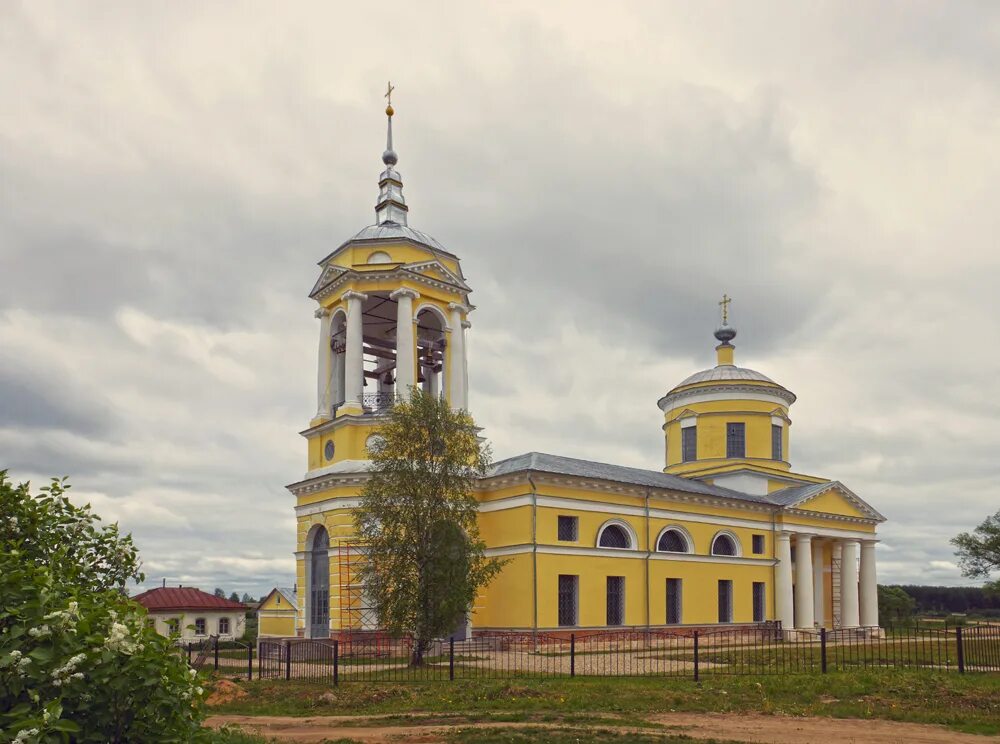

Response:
(719, 294), (732, 325)
(384, 81), (395, 106)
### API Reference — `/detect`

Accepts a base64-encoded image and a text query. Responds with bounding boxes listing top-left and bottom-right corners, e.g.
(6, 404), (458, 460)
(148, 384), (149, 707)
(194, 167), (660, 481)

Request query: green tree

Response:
(355, 388), (504, 665)
(213, 588), (226, 599)
(228, 592), (240, 603)
(952, 510), (1000, 591)
(0, 472), (209, 742)
(878, 585), (916, 626)
(240, 593), (255, 604)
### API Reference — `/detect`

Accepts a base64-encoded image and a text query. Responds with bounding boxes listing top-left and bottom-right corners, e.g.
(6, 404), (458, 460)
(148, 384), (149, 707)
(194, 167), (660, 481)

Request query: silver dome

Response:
(346, 222), (448, 253)
(675, 366), (777, 387)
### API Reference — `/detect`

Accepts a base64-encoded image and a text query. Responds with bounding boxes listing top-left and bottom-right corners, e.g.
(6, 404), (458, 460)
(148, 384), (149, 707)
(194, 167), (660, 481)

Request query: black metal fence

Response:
(191, 623), (1000, 684)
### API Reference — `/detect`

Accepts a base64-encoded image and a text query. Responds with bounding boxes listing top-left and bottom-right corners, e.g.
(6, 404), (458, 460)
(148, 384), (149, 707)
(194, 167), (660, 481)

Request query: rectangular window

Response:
(718, 580), (733, 623)
(726, 423), (745, 458)
(753, 582), (766, 623)
(682, 426), (697, 462)
(772, 424), (783, 460)
(666, 578), (682, 625)
(167, 619), (180, 635)
(219, 617), (230, 635)
(557, 515), (579, 542)
(606, 576), (625, 626)
(558, 575), (579, 627)
(752, 534), (765, 555)
(194, 618), (206, 635)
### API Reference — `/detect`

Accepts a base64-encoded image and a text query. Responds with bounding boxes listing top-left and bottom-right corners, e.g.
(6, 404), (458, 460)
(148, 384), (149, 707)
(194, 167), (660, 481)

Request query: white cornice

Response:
(311, 264), (469, 302)
(484, 543), (776, 566)
(659, 385), (795, 412)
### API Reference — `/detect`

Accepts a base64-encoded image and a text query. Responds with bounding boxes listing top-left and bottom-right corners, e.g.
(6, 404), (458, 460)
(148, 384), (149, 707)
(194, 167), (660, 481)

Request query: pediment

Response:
(309, 264), (349, 298)
(787, 482), (885, 522)
(403, 260), (470, 290)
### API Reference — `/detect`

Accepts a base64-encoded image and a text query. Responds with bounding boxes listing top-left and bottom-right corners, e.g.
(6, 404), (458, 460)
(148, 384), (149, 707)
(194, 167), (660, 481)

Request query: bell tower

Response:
(304, 89), (475, 472)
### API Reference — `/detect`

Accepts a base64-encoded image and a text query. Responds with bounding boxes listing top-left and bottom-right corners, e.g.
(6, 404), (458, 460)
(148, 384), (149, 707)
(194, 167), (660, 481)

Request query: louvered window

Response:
(682, 426), (697, 462)
(772, 424), (783, 460)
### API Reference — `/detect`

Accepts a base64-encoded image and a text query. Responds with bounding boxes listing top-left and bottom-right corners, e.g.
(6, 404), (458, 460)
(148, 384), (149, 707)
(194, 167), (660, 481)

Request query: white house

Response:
(133, 586), (246, 643)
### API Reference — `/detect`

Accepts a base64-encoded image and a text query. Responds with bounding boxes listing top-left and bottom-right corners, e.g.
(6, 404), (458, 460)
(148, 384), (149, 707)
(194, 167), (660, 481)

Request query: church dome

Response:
(345, 222), (448, 253)
(674, 365), (776, 387)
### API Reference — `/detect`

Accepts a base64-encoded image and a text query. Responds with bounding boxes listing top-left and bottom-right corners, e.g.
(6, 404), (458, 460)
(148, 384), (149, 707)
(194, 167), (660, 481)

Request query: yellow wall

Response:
(259, 614), (296, 638)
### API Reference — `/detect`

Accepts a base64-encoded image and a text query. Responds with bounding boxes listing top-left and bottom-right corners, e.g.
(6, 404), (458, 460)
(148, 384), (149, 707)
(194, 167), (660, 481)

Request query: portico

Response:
(774, 531), (879, 632)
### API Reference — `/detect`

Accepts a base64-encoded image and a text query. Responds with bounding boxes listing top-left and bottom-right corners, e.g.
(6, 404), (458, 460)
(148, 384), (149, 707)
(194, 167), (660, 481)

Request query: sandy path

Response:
(207, 712), (999, 743)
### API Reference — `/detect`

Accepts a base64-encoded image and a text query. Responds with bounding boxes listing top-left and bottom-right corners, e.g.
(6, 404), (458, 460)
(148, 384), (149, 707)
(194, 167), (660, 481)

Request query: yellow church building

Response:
(284, 98), (885, 640)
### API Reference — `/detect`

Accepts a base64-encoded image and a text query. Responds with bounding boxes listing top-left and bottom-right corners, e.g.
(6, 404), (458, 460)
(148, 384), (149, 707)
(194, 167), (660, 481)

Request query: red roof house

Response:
(132, 587), (247, 641)
(133, 586), (247, 612)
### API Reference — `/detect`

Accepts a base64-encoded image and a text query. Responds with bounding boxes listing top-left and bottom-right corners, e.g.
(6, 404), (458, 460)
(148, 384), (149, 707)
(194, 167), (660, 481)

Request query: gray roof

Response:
(275, 586), (297, 606)
(489, 452), (776, 505)
(676, 365), (777, 387)
(767, 481), (834, 506)
(346, 222), (448, 253)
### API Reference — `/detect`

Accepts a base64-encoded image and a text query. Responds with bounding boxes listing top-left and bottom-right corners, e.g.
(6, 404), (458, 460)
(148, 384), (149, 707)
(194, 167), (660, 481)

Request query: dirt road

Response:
(207, 712), (999, 743)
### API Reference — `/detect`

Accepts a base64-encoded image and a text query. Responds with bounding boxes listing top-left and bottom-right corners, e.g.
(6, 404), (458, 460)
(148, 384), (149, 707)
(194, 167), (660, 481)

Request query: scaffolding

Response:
(336, 541), (385, 652)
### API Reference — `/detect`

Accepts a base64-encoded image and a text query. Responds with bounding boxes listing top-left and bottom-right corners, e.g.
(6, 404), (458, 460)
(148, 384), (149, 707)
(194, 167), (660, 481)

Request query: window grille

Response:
(606, 576), (625, 626)
(752, 534), (765, 555)
(753, 582), (766, 622)
(558, 575), (578, 626)
(598, 524), (631, 549)
(726, 423), (746, 458)
(682, 426), (697, 462)
(194, 618), (206, 635)
(712, 534), (737, 556)
(658, 529), (687, 553)
(666, 578), (682, 624)
(557, 515), (579, 541)
(718, 580), (733, 623)
(772, 423), (783, 460)
(218, 617), (230, 635)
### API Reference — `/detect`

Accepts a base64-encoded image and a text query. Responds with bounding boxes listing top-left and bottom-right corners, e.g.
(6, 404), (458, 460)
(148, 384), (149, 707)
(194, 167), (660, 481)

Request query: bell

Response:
(417, 370), (426, 383)
(382, 371), (394, 385)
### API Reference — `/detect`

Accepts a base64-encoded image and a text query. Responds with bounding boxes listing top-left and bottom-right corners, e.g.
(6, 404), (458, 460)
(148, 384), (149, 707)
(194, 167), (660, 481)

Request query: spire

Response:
(714, 293), (737, 366)
(375, 81), (408, 226)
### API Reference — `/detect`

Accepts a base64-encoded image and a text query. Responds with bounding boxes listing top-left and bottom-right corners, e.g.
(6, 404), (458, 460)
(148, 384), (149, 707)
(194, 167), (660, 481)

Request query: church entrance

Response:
(309, 527), (330, 638)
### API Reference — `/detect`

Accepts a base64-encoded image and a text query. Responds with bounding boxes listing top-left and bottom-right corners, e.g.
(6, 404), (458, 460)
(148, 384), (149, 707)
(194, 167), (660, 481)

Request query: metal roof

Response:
(767, 481), (834, 506)
(676, 365), (777, 387)
(132, 587), (246, 612)
(489, 452), (776, 505)
(346, 222), (448, 252)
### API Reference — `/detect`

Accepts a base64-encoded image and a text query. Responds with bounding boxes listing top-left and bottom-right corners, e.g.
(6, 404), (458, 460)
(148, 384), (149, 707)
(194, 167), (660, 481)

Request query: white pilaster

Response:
(448, 303), (469, 410)
(859, 540), (879, 628)
(390, 288), (419, 398)
(775, 531), (794, 631)
(812, 539), (825, 627)
(840, 540), (860, 628)
(315, 307), (332, 419)
(462, 319), (471, 409)
(794, 534), (815, 629)
(342, 291), (368, 412)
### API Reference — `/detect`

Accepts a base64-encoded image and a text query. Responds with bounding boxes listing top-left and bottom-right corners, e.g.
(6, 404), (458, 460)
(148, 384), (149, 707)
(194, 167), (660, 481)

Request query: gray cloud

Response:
(2, 1), (998, 594)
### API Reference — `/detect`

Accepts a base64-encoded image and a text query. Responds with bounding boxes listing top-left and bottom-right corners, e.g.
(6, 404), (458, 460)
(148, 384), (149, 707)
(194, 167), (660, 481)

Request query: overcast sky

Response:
(3, 2), (998, 596)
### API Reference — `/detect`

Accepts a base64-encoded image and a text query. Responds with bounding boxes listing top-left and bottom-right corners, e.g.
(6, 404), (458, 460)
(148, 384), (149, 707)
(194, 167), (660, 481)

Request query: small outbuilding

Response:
(133, 586), (246, 642)
(256, 586), (299, 638)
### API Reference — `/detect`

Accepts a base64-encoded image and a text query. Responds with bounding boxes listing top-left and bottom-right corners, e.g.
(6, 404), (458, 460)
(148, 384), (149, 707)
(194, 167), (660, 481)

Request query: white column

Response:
(840, 540), (860, 628)
(342, 291), (367, 412)
(462, 320), (471, 409)
(812, 539), (825, 627)
(390, 288), (419, 399)
(775, 531), (794, 631)
(315, 307), (333, 419)
(859, 540), (879, 628)
(448, 303), (468, 410)
(794, 534), (814, 629)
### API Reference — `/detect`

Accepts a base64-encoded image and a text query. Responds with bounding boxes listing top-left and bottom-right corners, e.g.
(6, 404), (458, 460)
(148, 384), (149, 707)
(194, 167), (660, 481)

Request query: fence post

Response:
(570, 634), (575, 677)
(333, 640), (339, 687)
(449, 637), (455, 681)
(187, 642), (192, 664)
(820, 627), (827, 673)
(956, 627), (965, 674)
(248, 644), (253, 681)
(214, 637), (219, 672)
(693, 631), (700, 682)
(284, 640), (292, 680)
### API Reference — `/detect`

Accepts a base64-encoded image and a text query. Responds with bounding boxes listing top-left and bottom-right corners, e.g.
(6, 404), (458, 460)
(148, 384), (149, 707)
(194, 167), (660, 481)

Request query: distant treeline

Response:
(888, 584), (1000, 615)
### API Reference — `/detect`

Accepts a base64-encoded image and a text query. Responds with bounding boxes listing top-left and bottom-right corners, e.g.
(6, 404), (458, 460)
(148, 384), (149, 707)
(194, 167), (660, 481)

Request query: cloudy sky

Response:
(3, 2), (998, 596)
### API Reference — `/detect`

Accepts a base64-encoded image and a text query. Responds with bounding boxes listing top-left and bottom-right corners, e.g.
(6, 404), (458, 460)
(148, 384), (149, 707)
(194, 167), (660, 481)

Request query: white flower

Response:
(27, 625), (51, 638)
(188, 668), (197, 678)
(13, 728), (39, 744)
(10, 650), (22, 660)
(195, 686), (204, 696)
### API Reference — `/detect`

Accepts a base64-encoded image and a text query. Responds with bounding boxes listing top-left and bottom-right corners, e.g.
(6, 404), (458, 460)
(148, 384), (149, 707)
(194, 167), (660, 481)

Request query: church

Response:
(284, 94), (885, 640)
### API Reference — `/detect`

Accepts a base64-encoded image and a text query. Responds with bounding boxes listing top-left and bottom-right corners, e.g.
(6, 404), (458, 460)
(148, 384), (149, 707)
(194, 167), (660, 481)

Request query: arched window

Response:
(218, 617), (230, 635)
(657, 528), (690, 553)
(597, 521), (634, 550)
(711, 532), (740, 557)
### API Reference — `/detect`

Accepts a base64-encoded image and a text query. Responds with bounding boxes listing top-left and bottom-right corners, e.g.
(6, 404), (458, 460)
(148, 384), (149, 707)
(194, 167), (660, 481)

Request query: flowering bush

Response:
(1, 472), (212, 742)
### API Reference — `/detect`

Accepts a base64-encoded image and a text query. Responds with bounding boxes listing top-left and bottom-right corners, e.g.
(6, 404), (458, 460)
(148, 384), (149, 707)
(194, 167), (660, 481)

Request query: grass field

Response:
(205, 668), (1000, 737)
